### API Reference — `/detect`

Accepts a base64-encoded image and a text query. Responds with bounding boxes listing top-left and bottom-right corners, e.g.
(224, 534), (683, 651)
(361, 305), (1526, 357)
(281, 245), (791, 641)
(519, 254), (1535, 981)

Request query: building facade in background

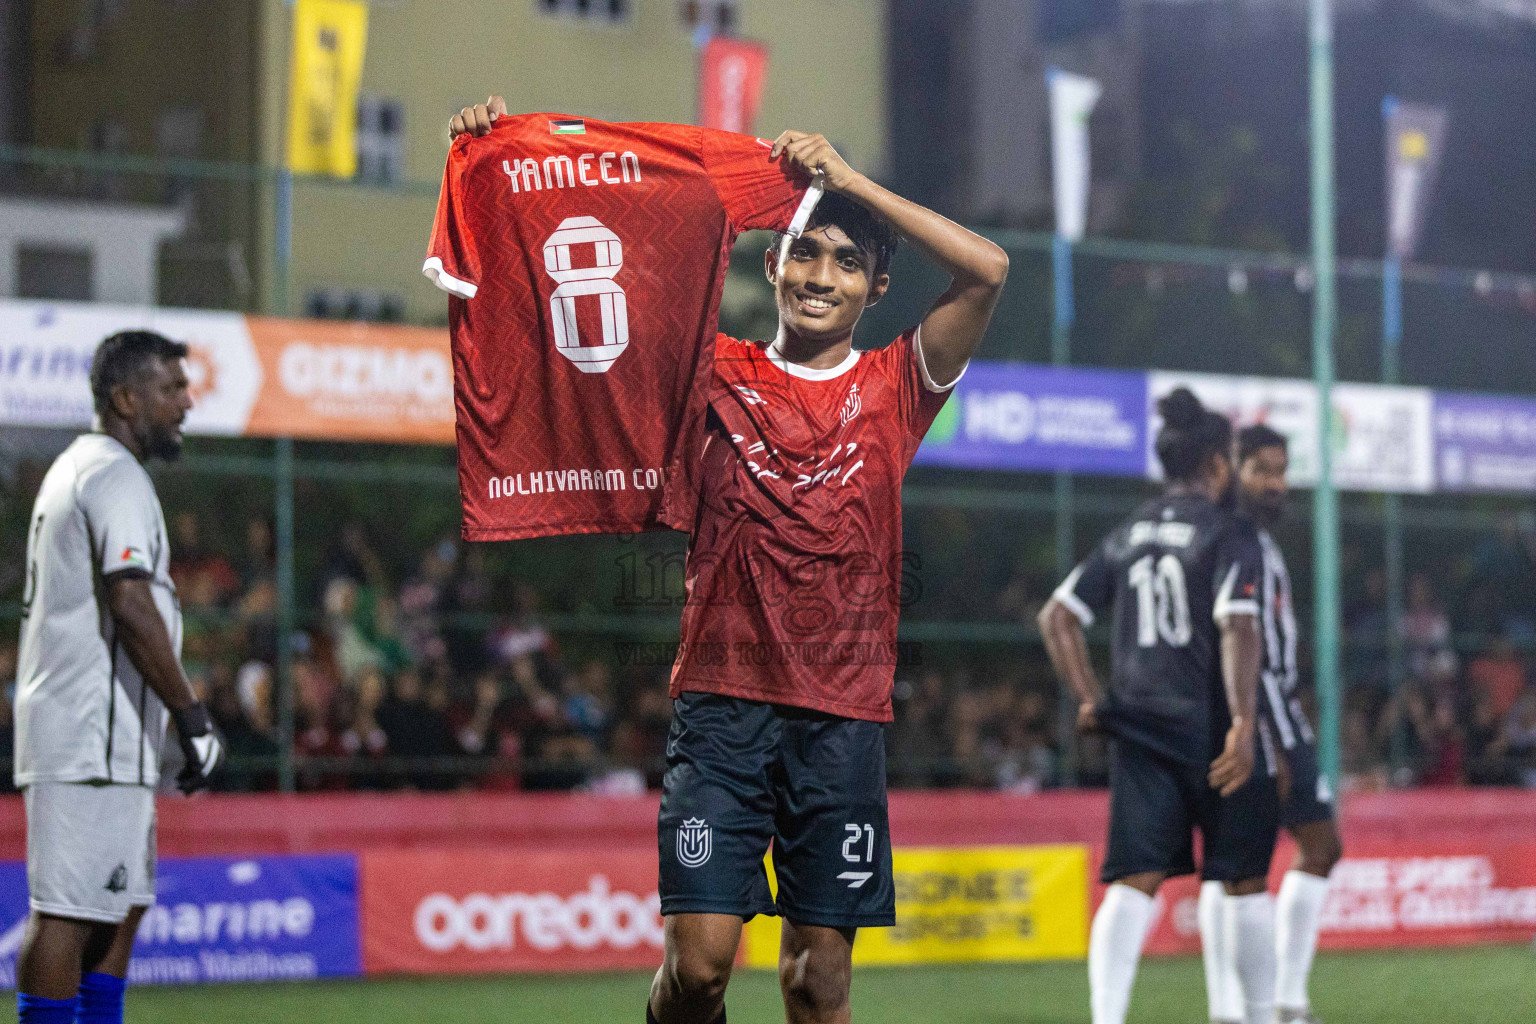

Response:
(890, 0), (1140, 230)
(9, 0), (886, 323)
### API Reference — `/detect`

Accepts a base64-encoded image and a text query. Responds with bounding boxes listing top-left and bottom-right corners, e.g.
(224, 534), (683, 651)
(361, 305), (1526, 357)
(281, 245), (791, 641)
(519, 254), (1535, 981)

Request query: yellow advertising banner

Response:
(743, 844), (1089, 967)
(287, 0), (369, 177)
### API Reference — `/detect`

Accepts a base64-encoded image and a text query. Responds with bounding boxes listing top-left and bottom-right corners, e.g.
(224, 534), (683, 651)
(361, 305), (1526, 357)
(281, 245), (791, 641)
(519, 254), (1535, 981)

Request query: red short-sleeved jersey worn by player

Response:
(424, 113), (819, 540)
(669, 327), (964, 722)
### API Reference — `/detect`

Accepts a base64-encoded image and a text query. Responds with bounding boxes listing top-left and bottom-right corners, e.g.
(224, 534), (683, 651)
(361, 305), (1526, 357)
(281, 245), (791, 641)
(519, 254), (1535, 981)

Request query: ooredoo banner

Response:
(0, 299), (451, 444)
(0, 855), (360, 988)
(1128, 840), (1536, 956)
(359, 848), (665, 975)
(743, 845), (1090, 967)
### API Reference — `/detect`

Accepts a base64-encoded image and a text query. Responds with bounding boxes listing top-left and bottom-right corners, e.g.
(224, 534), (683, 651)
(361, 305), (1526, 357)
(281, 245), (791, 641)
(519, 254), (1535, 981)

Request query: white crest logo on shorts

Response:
(677, 817), (712, 868)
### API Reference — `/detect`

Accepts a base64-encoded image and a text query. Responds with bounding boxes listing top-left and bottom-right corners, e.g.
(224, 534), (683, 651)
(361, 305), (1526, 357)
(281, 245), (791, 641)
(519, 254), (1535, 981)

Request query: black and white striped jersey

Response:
(1254, 527), (1314, 751)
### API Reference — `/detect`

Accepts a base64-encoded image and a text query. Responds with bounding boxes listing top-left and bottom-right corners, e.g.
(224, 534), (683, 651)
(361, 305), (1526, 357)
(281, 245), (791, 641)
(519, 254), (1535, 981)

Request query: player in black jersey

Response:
(1039, 388), (1278, 1024)
(1200, 424), (1343, 1024)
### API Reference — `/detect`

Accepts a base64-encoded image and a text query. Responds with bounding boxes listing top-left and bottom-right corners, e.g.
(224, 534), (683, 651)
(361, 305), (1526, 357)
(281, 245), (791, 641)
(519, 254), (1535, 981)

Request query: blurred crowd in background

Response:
(4, 507), (1536, 795)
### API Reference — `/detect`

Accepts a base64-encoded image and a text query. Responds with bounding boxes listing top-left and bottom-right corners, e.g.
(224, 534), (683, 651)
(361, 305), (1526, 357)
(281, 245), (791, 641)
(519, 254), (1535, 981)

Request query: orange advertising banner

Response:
(243, 317), (454, 444)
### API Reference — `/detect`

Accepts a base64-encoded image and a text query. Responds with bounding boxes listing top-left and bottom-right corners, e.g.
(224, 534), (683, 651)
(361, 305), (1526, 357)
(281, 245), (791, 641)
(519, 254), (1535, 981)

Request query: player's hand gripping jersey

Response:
(1053, 495), (1264, 764)
(425, 113), (820, 540)
(669, 329), (960, 722)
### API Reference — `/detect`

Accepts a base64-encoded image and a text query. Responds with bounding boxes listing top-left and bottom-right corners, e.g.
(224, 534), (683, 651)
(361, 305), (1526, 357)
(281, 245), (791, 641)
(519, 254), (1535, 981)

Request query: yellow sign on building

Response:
(287, 0), (369, 177)
(743, 844), (1089, 967)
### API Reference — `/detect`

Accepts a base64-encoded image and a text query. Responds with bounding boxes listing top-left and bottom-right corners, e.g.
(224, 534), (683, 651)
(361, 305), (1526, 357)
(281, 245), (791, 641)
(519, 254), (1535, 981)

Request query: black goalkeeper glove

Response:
(172, 702), (226, 794)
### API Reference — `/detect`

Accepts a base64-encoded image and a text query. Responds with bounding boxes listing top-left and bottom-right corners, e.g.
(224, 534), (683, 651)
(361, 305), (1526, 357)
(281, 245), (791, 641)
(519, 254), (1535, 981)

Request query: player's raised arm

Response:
(770, 130), (1009, 386)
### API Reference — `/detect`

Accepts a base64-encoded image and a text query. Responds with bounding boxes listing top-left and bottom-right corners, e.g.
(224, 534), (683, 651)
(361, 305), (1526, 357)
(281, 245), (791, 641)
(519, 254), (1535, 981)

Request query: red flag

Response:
(699, 38), (768, 135)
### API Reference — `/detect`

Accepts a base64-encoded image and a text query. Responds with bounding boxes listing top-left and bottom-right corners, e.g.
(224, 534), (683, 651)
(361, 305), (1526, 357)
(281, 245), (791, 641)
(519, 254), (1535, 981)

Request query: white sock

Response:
(1226, 891), (1277, 1024)
(1275, 870), (1330, 1012)
(1089, 884), (1155, 1024)
(1199, 880), (1245, 1022)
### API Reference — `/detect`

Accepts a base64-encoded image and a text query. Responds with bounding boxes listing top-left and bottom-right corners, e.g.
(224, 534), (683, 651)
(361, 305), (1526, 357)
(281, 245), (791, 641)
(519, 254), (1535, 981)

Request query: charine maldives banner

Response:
(0, 855), (360, 988)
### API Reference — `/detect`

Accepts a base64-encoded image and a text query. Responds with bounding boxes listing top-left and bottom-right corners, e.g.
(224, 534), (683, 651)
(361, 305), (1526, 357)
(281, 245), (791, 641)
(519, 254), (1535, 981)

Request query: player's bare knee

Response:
(779, 954), (851, 1020)
(662, 945), (733, 1002)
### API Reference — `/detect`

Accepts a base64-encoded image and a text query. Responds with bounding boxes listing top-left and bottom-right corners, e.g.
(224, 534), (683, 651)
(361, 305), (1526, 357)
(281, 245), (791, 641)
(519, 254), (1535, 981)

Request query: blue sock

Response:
(16, 992), (78, 1024)
(76, 973), (127, 1024)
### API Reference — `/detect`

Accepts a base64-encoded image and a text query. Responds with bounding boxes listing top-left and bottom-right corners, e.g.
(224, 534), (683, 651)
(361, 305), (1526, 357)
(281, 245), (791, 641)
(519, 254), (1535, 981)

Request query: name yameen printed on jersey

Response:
(501, 150), (643, 193)
(487, 465), (670, 499)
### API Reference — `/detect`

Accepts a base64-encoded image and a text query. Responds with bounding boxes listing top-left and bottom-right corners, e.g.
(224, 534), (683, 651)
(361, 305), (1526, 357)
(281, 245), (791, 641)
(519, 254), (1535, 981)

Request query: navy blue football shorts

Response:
(1280, 735), (1335, 829)
(657, 692), (895, 929)
(1101, 734), (1280, 885)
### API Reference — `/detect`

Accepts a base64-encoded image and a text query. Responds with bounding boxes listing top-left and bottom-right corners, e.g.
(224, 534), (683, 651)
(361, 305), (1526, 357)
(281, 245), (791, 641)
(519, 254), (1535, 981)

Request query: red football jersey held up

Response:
(425, 113), (819, 540)
(670, 329), (963, 722)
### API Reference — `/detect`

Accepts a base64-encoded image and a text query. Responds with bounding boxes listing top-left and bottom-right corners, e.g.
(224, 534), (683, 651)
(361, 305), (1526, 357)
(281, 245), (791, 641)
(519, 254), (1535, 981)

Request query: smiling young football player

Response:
(451, 100), (1007, 1024)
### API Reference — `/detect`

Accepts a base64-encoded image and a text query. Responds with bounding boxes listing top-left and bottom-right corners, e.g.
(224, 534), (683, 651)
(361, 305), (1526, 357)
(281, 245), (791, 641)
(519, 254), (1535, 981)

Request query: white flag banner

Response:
(1384, 98), (1448, 261)
(1048, 69), (1101, 242)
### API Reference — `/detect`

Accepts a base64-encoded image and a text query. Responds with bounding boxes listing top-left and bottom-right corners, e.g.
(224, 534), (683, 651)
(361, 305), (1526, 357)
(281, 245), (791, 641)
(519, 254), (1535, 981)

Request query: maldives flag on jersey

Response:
(424, 113), (821, 540)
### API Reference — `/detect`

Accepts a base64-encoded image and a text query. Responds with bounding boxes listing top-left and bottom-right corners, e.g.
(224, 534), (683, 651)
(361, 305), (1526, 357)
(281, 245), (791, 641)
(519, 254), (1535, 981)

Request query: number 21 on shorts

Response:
(838, 823), (875, 889)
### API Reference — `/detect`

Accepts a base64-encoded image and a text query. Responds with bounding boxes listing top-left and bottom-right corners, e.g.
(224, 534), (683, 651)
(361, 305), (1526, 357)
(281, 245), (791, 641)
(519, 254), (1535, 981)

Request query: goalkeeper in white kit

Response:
(13, 331), (224, 1024)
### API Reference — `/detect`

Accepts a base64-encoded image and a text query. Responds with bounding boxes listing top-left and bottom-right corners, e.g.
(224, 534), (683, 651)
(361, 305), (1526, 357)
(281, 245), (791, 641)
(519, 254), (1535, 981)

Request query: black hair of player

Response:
(90, 330), (190, 419)
(771, 191), (900, 280)
(1236, 423), (1287, 465)
(1155, 387), (1232, 483)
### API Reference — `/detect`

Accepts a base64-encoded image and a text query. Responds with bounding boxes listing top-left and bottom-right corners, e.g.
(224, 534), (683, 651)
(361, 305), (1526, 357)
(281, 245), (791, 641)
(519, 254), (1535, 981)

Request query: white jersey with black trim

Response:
(1256, 527), (1313, 751)
(14, 434), (181, 788)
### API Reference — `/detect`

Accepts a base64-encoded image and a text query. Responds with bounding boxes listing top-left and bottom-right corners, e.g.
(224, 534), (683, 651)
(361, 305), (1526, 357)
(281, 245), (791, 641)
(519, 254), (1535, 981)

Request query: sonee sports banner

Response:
(743, 845), (1090, 967)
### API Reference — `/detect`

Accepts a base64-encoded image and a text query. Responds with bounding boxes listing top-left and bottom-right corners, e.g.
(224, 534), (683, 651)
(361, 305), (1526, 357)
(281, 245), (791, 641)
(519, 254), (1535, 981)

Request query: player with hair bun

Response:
(1039, 387), (1280, 1024)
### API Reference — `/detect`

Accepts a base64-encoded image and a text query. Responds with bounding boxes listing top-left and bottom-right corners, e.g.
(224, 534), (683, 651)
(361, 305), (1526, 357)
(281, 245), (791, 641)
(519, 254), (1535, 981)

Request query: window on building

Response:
(18, 245), (93, 301)
(538, 0), (631, 23)
(678, 0), (736, 34)
(356, 96), (405, 185)
(305, 287), (404, 323)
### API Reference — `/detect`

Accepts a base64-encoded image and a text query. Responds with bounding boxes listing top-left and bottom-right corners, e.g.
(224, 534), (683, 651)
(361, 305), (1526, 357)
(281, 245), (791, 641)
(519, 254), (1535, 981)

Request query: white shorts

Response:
(25, 782), (156, 924)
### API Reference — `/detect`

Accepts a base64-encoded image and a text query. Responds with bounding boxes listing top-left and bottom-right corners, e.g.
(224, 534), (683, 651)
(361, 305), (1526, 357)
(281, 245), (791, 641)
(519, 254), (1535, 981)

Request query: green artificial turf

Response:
(25, 944), (1533, 1023)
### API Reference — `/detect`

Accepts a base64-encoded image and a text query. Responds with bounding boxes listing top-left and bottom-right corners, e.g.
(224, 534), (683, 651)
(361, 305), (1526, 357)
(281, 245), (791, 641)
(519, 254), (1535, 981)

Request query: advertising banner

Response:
(699, 37), (769, 136)
(1384, 98), (1449, 261)
(287, 0), (369, 178)
(1130, 841), (1536, 957)
(743, 845), (1089, 967)
(359, 848), (665, 975)
(243, 317), (454, 443)
(0, 855), (360, 988)
(1047, 70), (1101, 243)
(914, 364), (1147, 477)
(1148, 371), (1435, 493)
(0, 300), (452, 444)
(0, 300), (261, 436)
(1433, 391), (1536, 492)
